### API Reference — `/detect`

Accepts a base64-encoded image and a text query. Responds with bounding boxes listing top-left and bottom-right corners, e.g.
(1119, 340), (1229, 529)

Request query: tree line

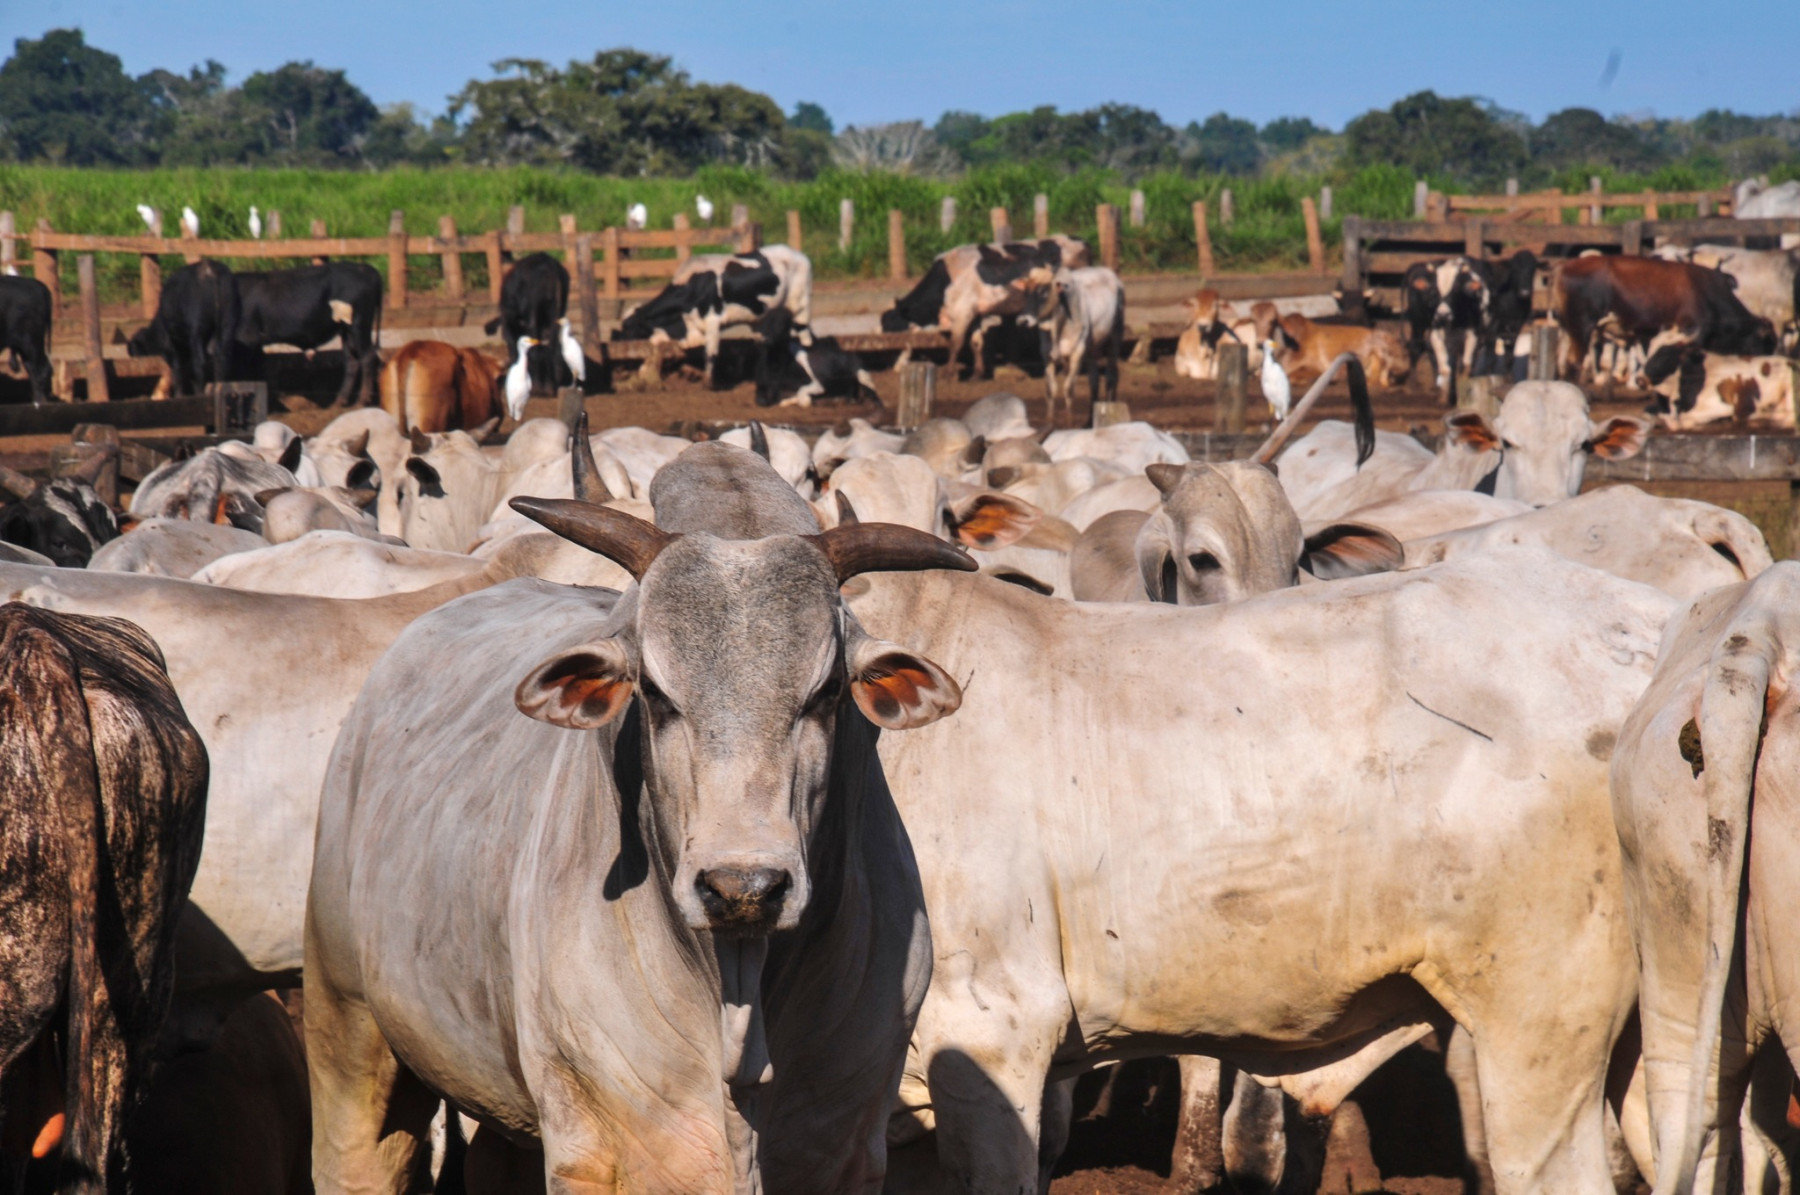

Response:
(3, 28), (1797, 188)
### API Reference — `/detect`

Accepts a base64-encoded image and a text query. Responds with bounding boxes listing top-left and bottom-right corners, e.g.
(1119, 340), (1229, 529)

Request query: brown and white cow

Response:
(1271, 312), (1411, 390)
(379, 340), (504, 435)
(1551, 255), (1777, 382)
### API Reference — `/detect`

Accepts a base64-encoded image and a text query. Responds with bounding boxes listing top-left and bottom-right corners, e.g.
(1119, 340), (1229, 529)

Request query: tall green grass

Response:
(0, 158), (1760, 306)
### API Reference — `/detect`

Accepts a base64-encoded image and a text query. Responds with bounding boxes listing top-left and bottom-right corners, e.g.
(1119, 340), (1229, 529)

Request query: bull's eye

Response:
(1501, 439), (1519, 451)
(802, 670), (843, 717)
(638, 676), (678, 718)
(1187, 552), (1221, 573)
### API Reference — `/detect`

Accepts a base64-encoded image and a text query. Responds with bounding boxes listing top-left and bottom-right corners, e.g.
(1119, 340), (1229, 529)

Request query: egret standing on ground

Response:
(135, 204), (158, 231)
(180, 206), (200, 238)
(626, 203), (648, 230)
(1261, 342), (1292, 421)
(504, 337), (539, 421)
(248, 206), (263, 239)
(695, 194), (714, 223)
(557, 318), (586, 385)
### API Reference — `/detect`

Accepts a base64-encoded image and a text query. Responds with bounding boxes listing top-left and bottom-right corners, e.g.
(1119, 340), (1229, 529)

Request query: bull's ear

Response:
(947, 490), (1039, 549)
(277, 437), (304, 473)
(405, 458), (444, 498)
(346, 459), (378, 490)
(515, 639), (634, 729)
(1300, 522), (1405, 580)
(1585, 417), (1648, 460)
(849, 639), (962, 730)
(470, 417), (501, 444)
(1443, 411), (1500, 452)
(1145, 462), (1185, 495)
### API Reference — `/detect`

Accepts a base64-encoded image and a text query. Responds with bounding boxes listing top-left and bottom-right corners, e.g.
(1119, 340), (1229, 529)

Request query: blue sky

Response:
(7, 0), (1797, 128)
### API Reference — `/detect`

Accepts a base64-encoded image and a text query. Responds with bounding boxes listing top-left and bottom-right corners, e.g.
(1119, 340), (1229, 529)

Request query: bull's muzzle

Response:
(695, 865), (793, 933)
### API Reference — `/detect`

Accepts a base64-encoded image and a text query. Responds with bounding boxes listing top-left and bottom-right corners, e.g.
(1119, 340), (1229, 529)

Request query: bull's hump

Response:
(650, 444), (816, 538)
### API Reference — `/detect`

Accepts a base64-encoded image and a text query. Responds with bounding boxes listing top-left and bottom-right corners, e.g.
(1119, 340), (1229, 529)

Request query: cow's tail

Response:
(1346, 357), (1374, 468)
(379, 353), (403, 428)
(0, 616), (116, 1192)
(483, 315), (502, 336)
(1656, 622), (1776, 1195)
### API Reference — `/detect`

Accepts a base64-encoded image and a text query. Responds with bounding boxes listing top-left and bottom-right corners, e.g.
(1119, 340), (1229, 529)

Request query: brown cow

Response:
(380, 341), (503, 435)
(1551, 255), (1777, 382)
(1273, 313), (1412, 389)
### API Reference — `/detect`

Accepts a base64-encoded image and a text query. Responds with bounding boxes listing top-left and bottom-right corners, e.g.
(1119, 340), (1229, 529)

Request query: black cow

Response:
(613, 245), (811, 387)
(1484, 250), (1539, 379)
(0, 604), (207, 1194)
(753, 307), (878, 407)
(234, 263), (383, 408)
(0, 276), (53, 405)
(482, 252), (570, 396)
(127, 260), (239, 397)
(0, 452), (121, 568)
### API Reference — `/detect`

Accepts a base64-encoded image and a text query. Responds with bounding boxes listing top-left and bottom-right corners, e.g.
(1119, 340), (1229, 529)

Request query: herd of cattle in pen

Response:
(2, 205), (1800, 1195)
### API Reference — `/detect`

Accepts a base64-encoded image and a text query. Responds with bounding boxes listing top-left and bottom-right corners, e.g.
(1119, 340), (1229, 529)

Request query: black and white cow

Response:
(234, 262), (384, 408)
(614, 244), (812, 386)
(753, 306), (878, 407)
(127, 260), (240, 397)
(482, 252), (571, 396)
(0, 452), (121, 567)
(0, 275), (53, 405)
(1402, 256), (1493, 401)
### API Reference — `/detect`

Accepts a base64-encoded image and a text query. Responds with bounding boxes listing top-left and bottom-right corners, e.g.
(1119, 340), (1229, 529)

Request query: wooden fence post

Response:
(1427, 192), (1448, 222)
(267, 210), (282, 238)
(66, 425), (120, 506)
(1129, 190), (1146, 228)
(940, 196), (956, 234)
(1619, 219), (1644, 256)
(1413, 180), (1429, 218)
(1220, 189), (1235, 226)
(1589, 177), (1603, 225)
(839, 198), (854, 252)
(1302, 197), (1325, 274)
(438, 216), (464, 301)
(505, 206), (524, 266)
(990, 207), (1011, 243)
(179, 216), (199, 265)
(730, 203), (749, 234)
(897, 362), (935, 430)
(1091, 400), (1131, 427)
(1096, 204), (1120, 272)
(486, 231), (505, 304)
(139, 208), (162, 319)
(310, 219), (328, 266)
(1530, 324), (1560, 381)
(574, 232), (600, 356)
(1697, 193), (1714, 218)
(32, 220), (58, 313)
(77, 255), (109, 403)
(1034, 193), (1049, 237)
(1319, 186), (1333, 220)
(0, 211), (13, 276)
(601, 226), (621, 300)
(1463, 219), (1484, 259)
(387, 211), (407, 309)
(887, 210), (906, 280)
(1193, 202), (1215, 277)
(1644, 197), (1660, 221)
(1339, 215), (1363, 296)
(786, 209), (802, 250)
(1216, 341), (1247, 433)
(672, 213), (691, 271)
(559, 213), (579, 272)
(1506, 178), (1519, 198)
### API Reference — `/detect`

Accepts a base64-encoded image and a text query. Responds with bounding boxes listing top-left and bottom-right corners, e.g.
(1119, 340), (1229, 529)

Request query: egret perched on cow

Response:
(180, 206), (200, 238)
(556, 318), (585, 385)
(248, 206), (262, 239)
(626, 203), (648, 230)
(136, 204), (158, 231)
(695, 194), (715, 223)
(504, 336), (539, 420)
(1262, 342), (1292, 420)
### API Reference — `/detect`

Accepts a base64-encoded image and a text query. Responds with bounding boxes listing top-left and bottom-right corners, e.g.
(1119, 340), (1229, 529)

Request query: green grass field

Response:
(0, 160), (1742, 306)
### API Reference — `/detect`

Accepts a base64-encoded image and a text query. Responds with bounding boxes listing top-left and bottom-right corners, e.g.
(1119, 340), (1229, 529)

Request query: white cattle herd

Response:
(0, 368), (1797, 1195)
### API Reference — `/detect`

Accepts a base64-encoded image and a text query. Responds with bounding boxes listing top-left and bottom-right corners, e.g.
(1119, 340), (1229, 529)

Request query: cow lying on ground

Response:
(614, 245), (813, 386)
(1641, 348), (1797, 430)
(0, 605), (207, 1192)
(0, 451), (120, 567)
(1021, 266), (1125, 425)
(1552, 255), (1777, 382)
(0, 275), (53, 405)
(380, 340), (503, 434)
(753, 306), (878, 407)
(482, 252), (571, 395)
(1270, 312), (1410, 390)
(127, 260), (239, 396)
(234, 262), (383, 408)
(1172, 289), (1263, 380)
(130, 445), (301, 529)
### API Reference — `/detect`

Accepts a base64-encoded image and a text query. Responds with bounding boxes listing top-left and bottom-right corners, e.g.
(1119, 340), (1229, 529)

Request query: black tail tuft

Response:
(1346, 357), (1375, 469)
(483, 315), (502, 336)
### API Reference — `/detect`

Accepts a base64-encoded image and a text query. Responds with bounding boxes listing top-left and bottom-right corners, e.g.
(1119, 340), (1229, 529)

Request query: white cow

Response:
(1643, 350), (1798, 431)
(1733, 178), (1800, 248)
(852, 552), (1675, 1194)
(87, 518), (266, 578)
(1021, 266), (1125, 425)
(193, 531), (489, 597)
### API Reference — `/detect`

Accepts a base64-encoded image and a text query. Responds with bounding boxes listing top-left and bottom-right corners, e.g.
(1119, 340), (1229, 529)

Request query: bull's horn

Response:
(510, 496), (676, 580)
(807, 522), (977, 583)
(408, 428), (432, 455)
(834, 491), (860, 525)
(569, 411), (611, 503)
(0, 464), (40, 500)
(344, 429), (371, 458)
(748, 420), (771, 462)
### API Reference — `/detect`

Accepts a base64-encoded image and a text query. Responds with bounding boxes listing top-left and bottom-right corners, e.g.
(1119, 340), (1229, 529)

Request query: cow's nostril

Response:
(696, 867), (792, 929)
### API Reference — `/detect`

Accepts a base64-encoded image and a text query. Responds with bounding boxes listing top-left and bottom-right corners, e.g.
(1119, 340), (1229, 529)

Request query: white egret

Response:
(248, 206), (263, 239)
(626, 202), (648, 230)
(180, 206), (200, 238)
(135, 204), (157, 230)
(505, 336), (539, 421)
(695, 194), (715, 222)
(557, 318), (586, 384)
(1261, 342), (1292, 421)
